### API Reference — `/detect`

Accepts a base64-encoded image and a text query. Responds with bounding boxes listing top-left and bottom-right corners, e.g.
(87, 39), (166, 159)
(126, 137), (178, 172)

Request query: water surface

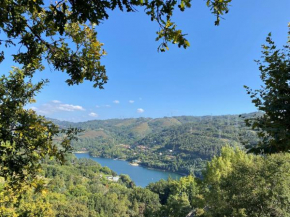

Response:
(75, 153), (181, 187)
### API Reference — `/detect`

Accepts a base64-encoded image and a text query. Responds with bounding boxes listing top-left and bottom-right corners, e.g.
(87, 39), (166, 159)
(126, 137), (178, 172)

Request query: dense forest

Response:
(53, 113), (260, 176)
(2, 147), (290, 216)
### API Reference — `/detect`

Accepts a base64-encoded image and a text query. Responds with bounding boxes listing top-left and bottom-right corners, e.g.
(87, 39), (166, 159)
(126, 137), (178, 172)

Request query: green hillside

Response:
(52, 113), (260, 176)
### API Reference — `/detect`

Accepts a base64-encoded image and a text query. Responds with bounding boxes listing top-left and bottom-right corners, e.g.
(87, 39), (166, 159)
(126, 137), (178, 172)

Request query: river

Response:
(75, 153), (182, 187)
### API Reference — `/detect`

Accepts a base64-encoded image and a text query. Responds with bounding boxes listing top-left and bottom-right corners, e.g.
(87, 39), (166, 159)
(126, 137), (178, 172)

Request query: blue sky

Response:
(5, 0), (290, 122)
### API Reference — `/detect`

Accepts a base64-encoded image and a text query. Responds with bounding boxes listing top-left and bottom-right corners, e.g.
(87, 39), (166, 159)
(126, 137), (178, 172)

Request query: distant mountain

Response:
(51, 117), (183, 143)
(51, 113), (261, 176)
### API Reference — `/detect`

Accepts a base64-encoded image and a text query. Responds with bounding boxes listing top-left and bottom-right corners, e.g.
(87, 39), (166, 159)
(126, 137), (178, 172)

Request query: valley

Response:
(53, 113), (260, 177)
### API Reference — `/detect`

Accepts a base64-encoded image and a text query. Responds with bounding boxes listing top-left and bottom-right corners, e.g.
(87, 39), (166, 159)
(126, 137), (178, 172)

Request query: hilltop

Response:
(52, 113), (261, 176)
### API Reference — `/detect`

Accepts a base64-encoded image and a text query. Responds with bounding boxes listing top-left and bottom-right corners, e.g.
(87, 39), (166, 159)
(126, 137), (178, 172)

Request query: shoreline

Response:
(73, 151), (90, 153)
(75, 152), (186, 176)
(140, 164), (187, 176)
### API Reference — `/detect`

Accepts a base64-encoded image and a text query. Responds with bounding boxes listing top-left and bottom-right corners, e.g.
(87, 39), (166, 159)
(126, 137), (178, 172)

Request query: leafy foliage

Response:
(2, 146), (290, 217)
(200, 146), (290, 216)
(206, 0), (232, 25)
(0, 156), (162, 217)
(148, 175), (198, 217)
(244, 29), (290, 153)
(0, 0), (233, 85)
(0, 69), (80, 189)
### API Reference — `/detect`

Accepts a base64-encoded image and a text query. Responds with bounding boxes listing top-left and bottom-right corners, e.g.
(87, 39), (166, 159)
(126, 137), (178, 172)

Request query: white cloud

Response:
(96, 105), (100, 108)
(32, 100), (85, 114)
(113, 100), (120, 104)
(104, 105), (111, 108)
(129, 100), (134, 104)
(51, 100), (61, 103)
(57, 104), (85, 112)
(137, 108), (144, 113)
(89, 112), (98, 117)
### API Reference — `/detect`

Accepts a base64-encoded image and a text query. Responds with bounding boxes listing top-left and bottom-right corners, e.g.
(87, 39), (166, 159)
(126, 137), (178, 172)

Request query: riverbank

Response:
(140, 164), (188, 176)
(73, 151), (90, 153)
(75, 152), (182, 187)
(76, 151), (187, 176)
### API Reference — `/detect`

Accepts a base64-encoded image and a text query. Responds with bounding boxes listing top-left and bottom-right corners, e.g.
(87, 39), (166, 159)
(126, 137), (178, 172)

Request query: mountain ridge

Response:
(51, 112), (261, 176)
